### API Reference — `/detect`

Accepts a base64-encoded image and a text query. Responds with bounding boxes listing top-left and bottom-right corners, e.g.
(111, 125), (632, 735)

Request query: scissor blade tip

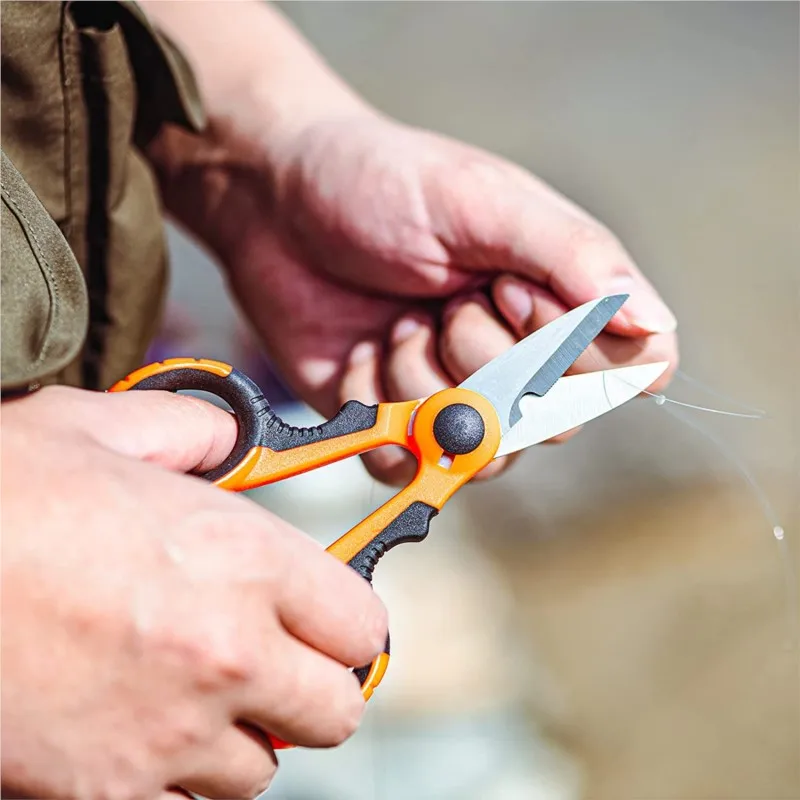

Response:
(647, 359), (670, 375)
(652, 360), (670, 380)
(492, 359), (672, 458)
(610, 360), (670, 388)
(600, 293), (630, 311)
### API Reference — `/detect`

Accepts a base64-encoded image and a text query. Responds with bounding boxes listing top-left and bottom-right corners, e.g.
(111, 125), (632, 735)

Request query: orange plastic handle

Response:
(326, 387), (502, 561)
(109, 359), (502, 749)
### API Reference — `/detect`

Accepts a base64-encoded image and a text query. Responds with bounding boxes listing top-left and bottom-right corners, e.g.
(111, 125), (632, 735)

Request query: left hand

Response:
(152, 109), (678, 486)
(217, 112), (678, 484)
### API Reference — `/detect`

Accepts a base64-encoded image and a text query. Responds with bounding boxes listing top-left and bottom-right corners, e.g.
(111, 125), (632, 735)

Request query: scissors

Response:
(110, 293), (667, 749)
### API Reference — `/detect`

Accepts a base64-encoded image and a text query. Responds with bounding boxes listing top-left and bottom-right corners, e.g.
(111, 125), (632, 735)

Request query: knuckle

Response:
(175, 392), (230, 432)
(190, 508), (286, 582)
(150, 706), (213, 760)
(149, 610), (257, 691)
(194, 622), (258, 689)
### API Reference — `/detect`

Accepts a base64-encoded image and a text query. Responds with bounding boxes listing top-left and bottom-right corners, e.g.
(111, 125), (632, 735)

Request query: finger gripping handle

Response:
(112, 358), (380, 483)
(124, 364), (270, 482)
(273, 498), (433, 751)
(345, 501), (439, 695)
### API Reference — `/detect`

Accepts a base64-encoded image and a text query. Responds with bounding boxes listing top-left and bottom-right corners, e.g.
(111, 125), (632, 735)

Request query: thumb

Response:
(66, 388), (237, 474)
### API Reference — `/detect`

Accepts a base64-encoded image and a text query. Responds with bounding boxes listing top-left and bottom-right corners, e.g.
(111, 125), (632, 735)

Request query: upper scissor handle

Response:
(109, 358), (389, 485)
(109, 357), (502, 747)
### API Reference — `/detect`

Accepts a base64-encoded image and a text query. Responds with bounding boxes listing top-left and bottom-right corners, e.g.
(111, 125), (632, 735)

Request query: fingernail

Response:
(497, 278), (533, 326)
(350, 341), (377, 365)
(609, 275), (677, 334)
(392, 316), (422, 344)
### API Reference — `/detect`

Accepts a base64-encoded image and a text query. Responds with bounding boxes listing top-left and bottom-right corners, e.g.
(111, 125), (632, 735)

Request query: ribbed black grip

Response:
(348, 502), (439, 584)
(348, 502), (438, 687)
(261, 399), (378, 452)
(128, 365), (378, 481)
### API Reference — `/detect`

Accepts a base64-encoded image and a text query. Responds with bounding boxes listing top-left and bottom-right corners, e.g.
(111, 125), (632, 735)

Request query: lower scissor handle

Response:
(109, 357), (502, 751)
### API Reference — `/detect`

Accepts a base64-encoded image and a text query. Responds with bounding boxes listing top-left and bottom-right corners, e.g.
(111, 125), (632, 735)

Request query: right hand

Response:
(1, 386), (388, 800)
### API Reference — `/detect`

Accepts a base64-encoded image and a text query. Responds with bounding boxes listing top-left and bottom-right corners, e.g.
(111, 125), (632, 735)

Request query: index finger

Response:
(269, 520), (389, 669)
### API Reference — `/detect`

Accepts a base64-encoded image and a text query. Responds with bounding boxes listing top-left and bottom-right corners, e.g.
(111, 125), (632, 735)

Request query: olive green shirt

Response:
(1, 0), (205, 393)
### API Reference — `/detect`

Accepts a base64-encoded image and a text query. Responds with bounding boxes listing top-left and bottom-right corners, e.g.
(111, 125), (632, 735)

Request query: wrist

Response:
(218, 31), (375, 164)
(147, 104), (377, 269)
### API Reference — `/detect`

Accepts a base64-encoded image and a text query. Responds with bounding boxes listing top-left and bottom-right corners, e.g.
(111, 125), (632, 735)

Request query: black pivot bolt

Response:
(432, 403), (485, 455)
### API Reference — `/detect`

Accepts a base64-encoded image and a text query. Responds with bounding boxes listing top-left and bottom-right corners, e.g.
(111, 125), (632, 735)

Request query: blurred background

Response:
(154, 3), (799, 798)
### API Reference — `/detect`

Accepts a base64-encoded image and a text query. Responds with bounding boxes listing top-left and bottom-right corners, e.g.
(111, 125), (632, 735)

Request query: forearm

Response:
(140, 0), (371, 258)
(142, 0), (369, 145)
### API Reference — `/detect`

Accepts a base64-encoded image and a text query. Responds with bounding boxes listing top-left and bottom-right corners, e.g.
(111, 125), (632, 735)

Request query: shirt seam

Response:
(1, 187), (61, 366)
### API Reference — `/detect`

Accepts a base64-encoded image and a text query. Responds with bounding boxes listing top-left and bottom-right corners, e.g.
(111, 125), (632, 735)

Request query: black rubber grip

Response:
(348, 502), (439, 584)
(128, 366), (378, 481)
(348, 501), (438, 686)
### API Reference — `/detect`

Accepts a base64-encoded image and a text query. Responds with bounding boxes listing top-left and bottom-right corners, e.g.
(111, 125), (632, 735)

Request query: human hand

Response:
(140, 2), (677, 486)
(217, 113), (678, 485)
(1, 387), (387, 799)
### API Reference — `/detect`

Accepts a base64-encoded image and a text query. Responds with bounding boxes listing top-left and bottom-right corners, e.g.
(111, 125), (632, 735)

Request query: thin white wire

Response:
(642, 389), (766, 419)
(659, 402), (797, 649)
(675, 369), (767, 416)
(603, 362), (795, 646)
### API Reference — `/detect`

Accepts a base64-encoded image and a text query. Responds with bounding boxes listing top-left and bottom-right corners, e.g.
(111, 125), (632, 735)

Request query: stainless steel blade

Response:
(459, 294), (628, 433)
(514, 294), (628, 402)
(493, 361), (669, 458)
